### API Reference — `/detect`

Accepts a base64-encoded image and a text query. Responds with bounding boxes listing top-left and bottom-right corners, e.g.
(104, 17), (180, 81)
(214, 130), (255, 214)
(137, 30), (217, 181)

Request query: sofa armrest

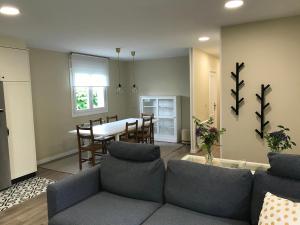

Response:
(47, 166), (101, 219)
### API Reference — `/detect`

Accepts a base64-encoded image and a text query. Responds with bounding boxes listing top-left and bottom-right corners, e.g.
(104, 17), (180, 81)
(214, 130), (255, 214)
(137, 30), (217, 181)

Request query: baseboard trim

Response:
(12, 172), (36, 184)
(38, 149), (77, 165)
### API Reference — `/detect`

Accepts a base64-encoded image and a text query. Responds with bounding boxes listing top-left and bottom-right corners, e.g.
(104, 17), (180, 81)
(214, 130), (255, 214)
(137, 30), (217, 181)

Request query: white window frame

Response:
(71, 86), (108, 117)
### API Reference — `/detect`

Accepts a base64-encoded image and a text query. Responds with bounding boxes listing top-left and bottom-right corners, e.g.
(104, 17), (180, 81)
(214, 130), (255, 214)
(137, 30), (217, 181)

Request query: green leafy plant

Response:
(92, 92), (98, 107)
(76, 89), (88, 110)
(264, 125), (296, 153)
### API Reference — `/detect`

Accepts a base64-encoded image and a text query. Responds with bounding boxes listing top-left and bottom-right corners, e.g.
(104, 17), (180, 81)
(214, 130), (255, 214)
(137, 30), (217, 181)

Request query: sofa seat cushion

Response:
(142, 204), (250, 225)
(49, 191), (161, 225)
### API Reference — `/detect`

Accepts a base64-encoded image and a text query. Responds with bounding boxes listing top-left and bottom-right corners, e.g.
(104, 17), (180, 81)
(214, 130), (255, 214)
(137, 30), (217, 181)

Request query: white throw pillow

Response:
(258, 192), (300, 225)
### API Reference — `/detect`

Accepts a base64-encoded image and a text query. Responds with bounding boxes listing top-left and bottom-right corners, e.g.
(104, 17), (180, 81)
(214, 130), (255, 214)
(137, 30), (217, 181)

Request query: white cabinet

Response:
(140, 96), (181, 143)
(3, 82), (37, 179)
(0, 47), (37, 180)
(0, 47), (31, 82)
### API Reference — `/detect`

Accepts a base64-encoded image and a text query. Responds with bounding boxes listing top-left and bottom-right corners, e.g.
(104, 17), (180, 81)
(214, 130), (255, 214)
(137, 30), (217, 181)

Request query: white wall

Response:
(221, 16), (300, 163)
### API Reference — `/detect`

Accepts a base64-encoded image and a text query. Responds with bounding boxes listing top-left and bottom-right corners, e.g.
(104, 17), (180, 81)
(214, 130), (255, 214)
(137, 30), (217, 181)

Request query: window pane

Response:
(75, 87), (90, 110)
(92, 87), (105, 108)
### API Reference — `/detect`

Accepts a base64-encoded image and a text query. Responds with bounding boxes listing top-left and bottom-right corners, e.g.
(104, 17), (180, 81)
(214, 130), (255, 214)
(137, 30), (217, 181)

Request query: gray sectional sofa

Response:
(47, 142), (300, 225)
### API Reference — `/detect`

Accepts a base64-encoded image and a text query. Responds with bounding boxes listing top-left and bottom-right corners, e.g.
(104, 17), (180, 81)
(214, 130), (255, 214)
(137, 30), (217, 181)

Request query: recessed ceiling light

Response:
(0, 6), (20, 16)
(198, 36), (210, 42)
(225, 0), (244, 9)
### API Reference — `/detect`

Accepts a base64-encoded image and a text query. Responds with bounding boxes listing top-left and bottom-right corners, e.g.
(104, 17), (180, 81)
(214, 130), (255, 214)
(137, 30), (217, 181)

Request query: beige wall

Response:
(0, 35), (26, 49)
(127, 56), (190, 129)
(190, 48), (220, 152)
(29, 49), (190, 161)
(29, 49), (129, 161)
(221, 16), (300, 163)
(191, 48), (220, 121)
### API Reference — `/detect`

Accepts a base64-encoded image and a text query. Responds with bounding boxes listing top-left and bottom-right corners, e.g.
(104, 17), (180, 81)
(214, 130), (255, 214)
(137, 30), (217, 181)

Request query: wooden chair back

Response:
(76, 124), (94, 145)
(106, 115), (118, 123)
(90, 118), (103, 127)
(142, 117), (152, 134)
(141, 113), (154, 119)
(124, 120), (138, 142)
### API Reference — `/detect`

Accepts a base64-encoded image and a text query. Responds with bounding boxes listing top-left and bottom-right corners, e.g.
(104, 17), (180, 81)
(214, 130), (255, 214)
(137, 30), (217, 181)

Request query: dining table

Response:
(69, 117), (157, 141)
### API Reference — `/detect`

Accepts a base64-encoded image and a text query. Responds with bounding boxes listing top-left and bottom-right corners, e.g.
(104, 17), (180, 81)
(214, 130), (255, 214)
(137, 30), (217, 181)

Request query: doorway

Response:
(209, 71), (218, 127)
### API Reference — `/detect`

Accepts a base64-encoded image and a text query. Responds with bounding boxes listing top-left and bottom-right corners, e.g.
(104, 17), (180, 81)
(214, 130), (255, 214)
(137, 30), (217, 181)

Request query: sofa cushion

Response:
(268, 152), (300, 180)
(108, 142), (160, 162)
(101, 155), (165, 203)
(165, 160), (253, 221)
(49, 191), (161, 225)
(142, 204), (250, 225)
(251, 170), (300, 225)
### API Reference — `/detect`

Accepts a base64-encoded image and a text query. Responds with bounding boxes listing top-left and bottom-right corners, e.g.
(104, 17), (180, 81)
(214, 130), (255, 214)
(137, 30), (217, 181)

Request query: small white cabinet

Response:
(0, 47), (31, 82)
(140, 96), (181, 143)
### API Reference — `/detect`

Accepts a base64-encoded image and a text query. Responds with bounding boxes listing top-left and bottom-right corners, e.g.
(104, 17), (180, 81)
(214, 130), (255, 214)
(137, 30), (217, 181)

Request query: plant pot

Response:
(204, 145), (214, 165)
(205, 153), (214, 165)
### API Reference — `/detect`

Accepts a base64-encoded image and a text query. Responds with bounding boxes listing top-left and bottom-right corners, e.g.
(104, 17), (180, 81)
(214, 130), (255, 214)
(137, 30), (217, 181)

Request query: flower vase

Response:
(204, 145), (214, 165)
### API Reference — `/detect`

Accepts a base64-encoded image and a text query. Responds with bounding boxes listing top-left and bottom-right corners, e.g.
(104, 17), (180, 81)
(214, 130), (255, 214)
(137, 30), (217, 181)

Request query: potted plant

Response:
(264, 125), (296, 153)
(193, 117), (226, 165)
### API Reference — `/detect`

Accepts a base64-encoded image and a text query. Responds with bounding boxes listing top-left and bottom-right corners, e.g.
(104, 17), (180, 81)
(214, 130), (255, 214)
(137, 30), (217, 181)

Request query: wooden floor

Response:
(0, 168), (70, 225)
(0, 144), (219, 225)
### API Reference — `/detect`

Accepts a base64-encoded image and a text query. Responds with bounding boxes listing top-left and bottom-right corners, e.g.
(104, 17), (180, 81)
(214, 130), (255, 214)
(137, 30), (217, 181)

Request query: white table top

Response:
(69, 118), (157, 137)
(182, 155), (270, 173)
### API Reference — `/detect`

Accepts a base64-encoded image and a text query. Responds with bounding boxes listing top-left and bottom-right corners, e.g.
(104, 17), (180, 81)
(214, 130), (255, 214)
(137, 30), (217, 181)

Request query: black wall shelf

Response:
(255, 84), (271, 138)
(231, 62), (245, 115)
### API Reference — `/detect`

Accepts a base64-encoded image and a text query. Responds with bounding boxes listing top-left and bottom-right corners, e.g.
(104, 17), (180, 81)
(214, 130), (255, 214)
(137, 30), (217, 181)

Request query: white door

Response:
(3, 82), (37, 179)
(209, 72), (218, 127)
(0, 47), (31, 82)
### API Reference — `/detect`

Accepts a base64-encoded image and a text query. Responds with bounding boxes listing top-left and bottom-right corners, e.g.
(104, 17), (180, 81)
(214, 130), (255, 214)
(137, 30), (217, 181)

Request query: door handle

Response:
(0, 109), (4, 112)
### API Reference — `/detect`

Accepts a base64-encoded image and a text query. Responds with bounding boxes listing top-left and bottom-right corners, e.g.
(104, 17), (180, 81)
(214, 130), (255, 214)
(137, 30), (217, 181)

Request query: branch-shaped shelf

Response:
(231, 62), (245, 115)
(255, 84), (271, 138)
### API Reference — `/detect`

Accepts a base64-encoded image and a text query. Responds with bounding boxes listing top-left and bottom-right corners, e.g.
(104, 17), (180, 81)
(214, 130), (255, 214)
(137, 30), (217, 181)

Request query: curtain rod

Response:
(71, 52), (110, 60)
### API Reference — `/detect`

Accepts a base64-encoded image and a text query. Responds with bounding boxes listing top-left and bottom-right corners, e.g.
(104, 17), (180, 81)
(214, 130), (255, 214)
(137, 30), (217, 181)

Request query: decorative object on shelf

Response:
(116, 48), (123, 95)
(230, 62), (245, 115)
(255, 84), (271, 138)
(131, 51), (138, 94)
(193, 117), (226, 165)
(264, 125), (296, 153)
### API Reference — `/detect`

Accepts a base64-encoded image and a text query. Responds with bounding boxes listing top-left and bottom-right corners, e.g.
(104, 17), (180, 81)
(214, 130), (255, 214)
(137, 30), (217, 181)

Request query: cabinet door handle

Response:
(1, 76), (4, 79)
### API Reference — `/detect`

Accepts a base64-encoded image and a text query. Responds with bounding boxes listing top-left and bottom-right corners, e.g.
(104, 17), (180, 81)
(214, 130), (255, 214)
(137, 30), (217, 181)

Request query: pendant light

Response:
(116, 48), (123, 95)
(131, 51), (138, 94)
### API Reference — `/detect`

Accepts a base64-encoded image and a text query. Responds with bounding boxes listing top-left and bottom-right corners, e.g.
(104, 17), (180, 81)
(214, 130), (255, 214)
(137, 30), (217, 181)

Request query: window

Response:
(70, 53), (109, 117)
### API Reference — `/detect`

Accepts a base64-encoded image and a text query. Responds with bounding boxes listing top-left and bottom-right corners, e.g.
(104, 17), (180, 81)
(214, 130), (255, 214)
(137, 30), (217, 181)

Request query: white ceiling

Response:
(0, 0), (300, 60)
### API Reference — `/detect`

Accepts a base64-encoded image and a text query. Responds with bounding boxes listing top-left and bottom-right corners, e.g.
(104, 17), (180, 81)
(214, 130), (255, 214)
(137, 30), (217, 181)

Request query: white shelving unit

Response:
(140, 96), (181, 143)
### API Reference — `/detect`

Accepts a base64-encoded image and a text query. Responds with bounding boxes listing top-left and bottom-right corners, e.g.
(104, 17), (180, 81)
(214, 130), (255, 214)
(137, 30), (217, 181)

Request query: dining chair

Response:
(76, 124), (102, 170)
(138, 117), (153, 144)
(120, 120), (138, 143)
(89, 119), (115, 154)
(106, 115), (118, 123)
(141, 113), (155, 144)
